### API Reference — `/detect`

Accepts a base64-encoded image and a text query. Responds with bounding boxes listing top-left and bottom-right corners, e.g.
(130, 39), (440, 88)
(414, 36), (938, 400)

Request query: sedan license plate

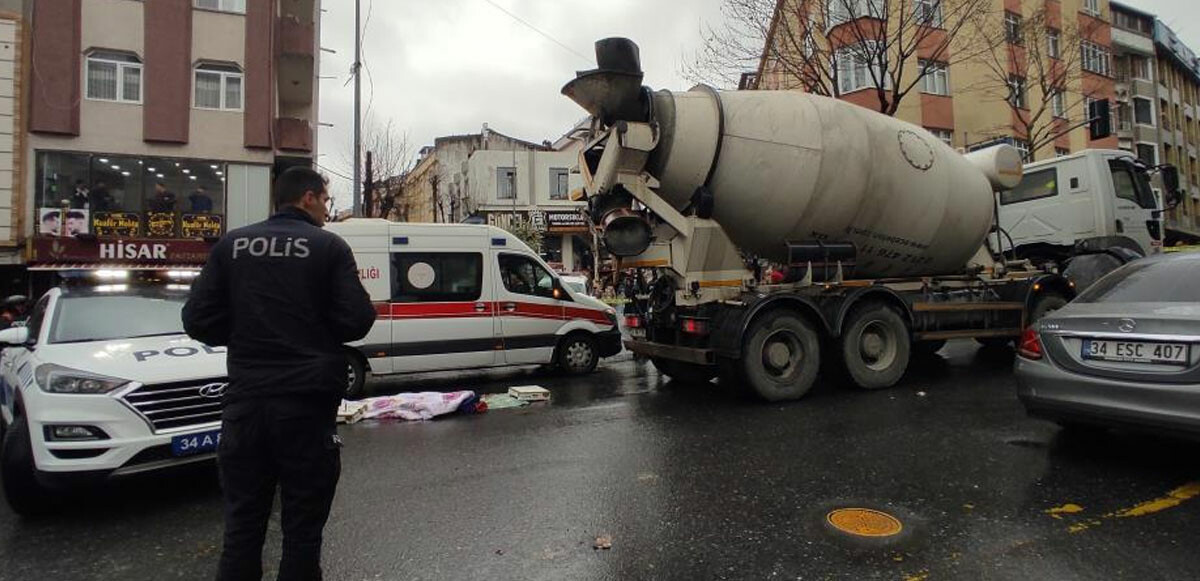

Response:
(629, 328), (646, 339)
(1082, 340), (1189, 365)
(170, 429), (221, 457)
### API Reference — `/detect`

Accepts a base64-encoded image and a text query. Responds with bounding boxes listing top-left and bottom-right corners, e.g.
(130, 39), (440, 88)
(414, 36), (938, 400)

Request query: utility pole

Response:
(364, 150), (374, 218)
(352, 0), (363, 217)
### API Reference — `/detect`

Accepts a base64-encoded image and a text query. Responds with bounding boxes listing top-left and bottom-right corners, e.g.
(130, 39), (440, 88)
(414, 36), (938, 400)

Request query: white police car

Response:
(0, 278), (226, 515)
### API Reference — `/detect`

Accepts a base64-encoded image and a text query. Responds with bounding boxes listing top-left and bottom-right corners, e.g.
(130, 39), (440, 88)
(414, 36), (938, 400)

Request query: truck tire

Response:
(841, 303), (911, 390)
(345, 351), (367, 400)
(741, 311), (821, 402)
(558, 333), (599, 375)
(651, 358), (716, 384)
(1, 415), (52, 516)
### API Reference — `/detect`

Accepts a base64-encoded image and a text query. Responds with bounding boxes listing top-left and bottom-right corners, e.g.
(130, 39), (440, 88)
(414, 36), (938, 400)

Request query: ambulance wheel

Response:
(841, 302), (911, 390)
(651, 358), (716, 384)
(1, 415), (52, 516)
(741, 311), (821, 402)
(345, 351), (367, 400)
(558, 333), (598, 375)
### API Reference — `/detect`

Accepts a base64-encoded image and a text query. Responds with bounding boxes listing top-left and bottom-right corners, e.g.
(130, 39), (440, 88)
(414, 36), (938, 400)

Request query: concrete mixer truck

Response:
(561, 38), (1163, 402)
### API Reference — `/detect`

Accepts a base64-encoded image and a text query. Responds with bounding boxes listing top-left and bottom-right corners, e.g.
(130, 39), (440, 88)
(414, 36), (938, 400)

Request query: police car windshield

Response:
(49, 288), (189, 344)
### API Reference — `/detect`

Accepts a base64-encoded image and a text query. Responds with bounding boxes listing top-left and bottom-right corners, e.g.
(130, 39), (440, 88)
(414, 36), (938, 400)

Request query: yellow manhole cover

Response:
(826, 508), (904, 537)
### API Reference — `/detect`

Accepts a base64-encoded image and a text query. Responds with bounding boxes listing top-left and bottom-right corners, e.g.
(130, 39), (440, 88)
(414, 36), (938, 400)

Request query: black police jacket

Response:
(183, 207), (376, 402)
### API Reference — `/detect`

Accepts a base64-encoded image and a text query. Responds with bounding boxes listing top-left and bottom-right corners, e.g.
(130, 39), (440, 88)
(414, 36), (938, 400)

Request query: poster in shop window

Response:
(146, 212), (177, 237)
(38, 208), (90, 237)
(92, 212), (141, 237)
(182, 214), (224, 238)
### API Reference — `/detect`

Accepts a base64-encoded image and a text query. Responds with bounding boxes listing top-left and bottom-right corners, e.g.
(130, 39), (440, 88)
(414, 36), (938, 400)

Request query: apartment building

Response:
(1149, 19), (1200, 241)
(23, 0), (319, 278)
(754, 0), (1119, 161)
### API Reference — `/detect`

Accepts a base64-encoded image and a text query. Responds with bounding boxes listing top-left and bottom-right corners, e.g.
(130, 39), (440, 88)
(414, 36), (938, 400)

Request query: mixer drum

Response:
(645, 89), (998, 278)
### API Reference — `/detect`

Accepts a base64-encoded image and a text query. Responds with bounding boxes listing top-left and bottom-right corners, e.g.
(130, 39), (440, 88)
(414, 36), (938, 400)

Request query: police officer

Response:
(183, 167), (376, 581)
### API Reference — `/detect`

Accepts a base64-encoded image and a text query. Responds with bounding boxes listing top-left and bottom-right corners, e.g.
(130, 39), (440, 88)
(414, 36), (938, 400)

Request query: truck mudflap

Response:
(624, 339), (714, 365)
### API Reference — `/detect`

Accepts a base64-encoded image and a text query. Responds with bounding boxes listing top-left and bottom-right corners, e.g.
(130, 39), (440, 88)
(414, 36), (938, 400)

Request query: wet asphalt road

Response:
(1, 341), (1199, 581)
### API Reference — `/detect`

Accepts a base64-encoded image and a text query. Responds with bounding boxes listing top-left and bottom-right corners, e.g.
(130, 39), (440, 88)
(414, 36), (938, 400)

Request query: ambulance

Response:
(326, 220), (623, 396)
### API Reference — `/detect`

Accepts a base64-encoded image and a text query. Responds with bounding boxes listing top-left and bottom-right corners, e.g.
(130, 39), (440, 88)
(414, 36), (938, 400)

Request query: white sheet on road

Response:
(354, 391), (476, 421)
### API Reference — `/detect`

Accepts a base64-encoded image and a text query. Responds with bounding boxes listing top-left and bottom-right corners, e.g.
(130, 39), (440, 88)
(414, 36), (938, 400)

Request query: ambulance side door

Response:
(493, 251), (564, 365)
(388, 250), (499, 372)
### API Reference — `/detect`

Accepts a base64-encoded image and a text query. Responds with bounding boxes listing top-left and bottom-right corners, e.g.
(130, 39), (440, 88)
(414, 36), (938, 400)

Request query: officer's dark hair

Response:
(274, 167), (328, 209)
(67, 211), (86, 220)
(41, 212), (57, 223)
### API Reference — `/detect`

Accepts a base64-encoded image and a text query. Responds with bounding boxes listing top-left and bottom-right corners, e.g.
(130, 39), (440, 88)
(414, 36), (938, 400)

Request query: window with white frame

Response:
(834, 43), (886, 94)
(549, 168), (570, 200)
(86, 51), (142, 103)
(497, 167), (516, 200)
(927, 128), (953, 146)
(914, 0), (943, 27)
(1133, 96), (1154, 126)
(1015, 140), (1032, 162)
(1008, 75), (1027, 109)
(194, 63), (243, 110)
(1082, 0), (1100, 17)
(1055, 147), (1071, 157)
(827, 0), (885, 26)
(1131, 55), (1151, 81)
(1136, 143), (1157, 165)
(1052, 89), (1066, 118)
(1081, 41), (1111, 76)
(1005, 12), (1023, 45)
(1047, 29), (1060, 59)
(919, 60), (949, 95)
(195, 0), (245, 14)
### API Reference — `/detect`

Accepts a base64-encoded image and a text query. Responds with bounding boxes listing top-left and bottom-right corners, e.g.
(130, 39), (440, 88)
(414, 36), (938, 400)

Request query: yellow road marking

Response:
(1045, 503), (1084, 520)
(1115, 482), (1200, 518)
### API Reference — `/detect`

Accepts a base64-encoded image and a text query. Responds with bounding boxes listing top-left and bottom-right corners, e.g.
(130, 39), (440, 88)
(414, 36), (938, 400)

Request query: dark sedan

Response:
(1015, 252), (1200, 436)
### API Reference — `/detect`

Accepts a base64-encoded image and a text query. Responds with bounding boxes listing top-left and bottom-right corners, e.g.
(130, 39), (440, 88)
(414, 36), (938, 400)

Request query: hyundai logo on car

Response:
(197, 382), (229, 399)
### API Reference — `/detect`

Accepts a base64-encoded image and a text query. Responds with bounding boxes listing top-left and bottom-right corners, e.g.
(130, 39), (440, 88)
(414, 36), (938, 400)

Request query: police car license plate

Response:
(171, 429), (221, 457)
(1082, 340), (1188, 365)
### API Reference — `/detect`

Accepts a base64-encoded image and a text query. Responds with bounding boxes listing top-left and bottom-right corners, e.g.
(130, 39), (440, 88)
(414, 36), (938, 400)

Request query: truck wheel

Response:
(345, 351), (367, 400)
(651, 358), (716, 384)
(741, 312), (821, 402)
(558, 334), (599, 375)
(841, 303), (911, 390)
(1, 415), (52, 516)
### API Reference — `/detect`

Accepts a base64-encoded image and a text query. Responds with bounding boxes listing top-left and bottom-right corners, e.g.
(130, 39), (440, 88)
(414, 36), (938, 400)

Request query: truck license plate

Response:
(1082, 340), (1188, 365)
(170, 429), (221, 457)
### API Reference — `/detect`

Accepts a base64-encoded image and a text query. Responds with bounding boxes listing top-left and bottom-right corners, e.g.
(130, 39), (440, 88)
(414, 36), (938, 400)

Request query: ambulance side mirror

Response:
(0, 326), (29, 347)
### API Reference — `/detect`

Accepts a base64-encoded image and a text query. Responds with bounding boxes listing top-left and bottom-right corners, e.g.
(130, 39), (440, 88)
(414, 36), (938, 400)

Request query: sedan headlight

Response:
(35, 364), (129, 394)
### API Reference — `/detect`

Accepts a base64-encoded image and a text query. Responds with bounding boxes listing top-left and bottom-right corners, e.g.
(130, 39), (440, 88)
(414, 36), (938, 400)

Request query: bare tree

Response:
(684, 0), (997, 116)
(966, 8), (1105, 159)
(343, 115), (415, 219)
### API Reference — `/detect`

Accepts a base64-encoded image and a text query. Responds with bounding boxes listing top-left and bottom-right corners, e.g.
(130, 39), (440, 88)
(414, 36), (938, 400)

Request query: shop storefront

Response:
(483, 208), (594, 273)
(35, 151), (229, 240)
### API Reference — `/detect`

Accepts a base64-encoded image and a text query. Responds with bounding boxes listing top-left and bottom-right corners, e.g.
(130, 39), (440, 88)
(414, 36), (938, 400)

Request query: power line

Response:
(480, 0), (592, 64)
(317, 163), (353, 182)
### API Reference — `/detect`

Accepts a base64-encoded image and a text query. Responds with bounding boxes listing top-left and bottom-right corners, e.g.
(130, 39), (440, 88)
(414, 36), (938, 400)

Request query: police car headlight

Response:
(35, 364), (129, 394)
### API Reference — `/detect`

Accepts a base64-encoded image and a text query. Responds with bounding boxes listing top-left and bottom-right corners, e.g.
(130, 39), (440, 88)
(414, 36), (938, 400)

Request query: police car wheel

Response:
(558, 334), (598, 375)
(1, 415), (52, 516)
(345, 352), (367, 399)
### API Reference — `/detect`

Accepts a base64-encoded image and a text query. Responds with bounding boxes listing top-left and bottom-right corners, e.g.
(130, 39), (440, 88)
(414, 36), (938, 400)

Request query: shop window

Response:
(85, 50), (141, 103)
(194, 63), (243, 111)
(35, 151), (229, 239)
(391, 253), (482, 303)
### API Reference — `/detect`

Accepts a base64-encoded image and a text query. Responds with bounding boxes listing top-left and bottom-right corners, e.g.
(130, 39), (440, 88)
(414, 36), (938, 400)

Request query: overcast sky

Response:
(315, 0), (1197, 207)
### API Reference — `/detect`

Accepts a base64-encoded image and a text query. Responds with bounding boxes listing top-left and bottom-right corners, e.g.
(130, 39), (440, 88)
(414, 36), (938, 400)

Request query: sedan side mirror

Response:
(0, 326), (30, 347)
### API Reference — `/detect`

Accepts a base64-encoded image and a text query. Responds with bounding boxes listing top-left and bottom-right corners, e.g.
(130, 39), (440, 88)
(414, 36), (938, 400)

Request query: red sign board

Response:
(29, 237), (216, 266)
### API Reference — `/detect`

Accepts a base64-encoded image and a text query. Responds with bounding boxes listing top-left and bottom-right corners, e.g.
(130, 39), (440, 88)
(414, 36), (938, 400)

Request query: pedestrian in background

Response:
(183, 167), (376, 581)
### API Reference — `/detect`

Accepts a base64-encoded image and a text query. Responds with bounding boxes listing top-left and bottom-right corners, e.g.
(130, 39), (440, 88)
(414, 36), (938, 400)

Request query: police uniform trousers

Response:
(216, 394), (341, 581)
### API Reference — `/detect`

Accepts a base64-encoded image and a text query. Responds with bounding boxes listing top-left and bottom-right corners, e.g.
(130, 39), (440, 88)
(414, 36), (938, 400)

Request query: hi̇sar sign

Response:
(30, 237), (215, 265)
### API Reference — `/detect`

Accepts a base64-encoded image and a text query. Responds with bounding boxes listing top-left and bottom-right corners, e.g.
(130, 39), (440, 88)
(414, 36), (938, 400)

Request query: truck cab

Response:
(997, 150), (1172, 264)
